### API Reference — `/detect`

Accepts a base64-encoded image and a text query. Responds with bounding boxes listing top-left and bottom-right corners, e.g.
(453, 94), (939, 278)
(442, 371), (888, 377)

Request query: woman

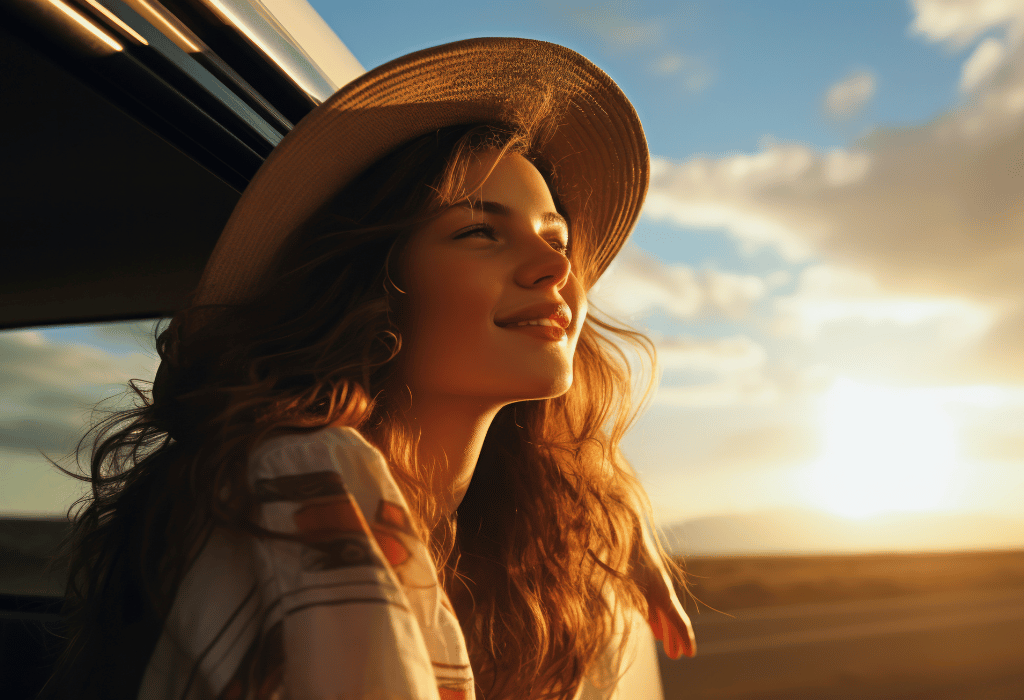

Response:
(43, 38), (694, 700)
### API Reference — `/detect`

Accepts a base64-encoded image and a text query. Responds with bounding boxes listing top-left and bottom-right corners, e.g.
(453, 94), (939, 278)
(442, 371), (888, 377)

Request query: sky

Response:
(2, 0), (1024, 553)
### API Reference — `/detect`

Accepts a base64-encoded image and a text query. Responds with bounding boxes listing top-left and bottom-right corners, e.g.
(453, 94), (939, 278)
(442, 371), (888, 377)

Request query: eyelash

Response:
(455, 224), (570, 256)
(455, 224), (499, 241)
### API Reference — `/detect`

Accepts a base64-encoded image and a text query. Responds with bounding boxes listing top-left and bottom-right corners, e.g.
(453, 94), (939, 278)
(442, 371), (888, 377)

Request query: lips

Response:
(494, 302), (572, 330)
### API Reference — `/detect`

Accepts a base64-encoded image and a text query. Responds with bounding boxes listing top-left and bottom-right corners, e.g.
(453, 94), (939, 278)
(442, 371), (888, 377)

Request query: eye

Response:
(454, 224), (498, 241)
(548, 239), (570, 256)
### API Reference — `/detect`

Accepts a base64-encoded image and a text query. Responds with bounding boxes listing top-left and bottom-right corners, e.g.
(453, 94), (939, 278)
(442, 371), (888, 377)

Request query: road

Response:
(658, 587), (1024, 699)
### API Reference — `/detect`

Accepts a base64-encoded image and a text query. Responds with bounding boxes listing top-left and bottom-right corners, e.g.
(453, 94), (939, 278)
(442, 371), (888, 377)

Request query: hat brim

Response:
(193, 37), (649, 306)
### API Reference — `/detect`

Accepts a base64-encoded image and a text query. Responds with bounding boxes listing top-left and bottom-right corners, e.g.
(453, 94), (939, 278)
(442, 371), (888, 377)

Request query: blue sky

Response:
(317, 0), (963, 160)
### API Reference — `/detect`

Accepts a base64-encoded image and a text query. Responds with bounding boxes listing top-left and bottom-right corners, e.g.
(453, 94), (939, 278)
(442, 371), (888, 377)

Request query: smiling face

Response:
(395, 150), (588, 405)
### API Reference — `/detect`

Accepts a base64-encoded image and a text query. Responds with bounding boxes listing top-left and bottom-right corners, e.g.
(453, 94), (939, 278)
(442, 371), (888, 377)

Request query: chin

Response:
(519, 371), (574, 401)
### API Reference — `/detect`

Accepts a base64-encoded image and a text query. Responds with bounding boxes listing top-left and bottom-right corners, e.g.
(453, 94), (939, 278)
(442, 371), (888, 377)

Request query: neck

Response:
(392, 392), (503, 523)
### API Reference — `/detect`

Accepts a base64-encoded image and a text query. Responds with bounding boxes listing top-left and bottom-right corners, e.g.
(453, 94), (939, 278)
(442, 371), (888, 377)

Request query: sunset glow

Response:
(805, 378), (960, 519)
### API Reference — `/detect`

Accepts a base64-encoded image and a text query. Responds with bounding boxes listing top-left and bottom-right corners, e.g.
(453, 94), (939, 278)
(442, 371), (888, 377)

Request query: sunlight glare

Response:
(805, 378), (959, 519)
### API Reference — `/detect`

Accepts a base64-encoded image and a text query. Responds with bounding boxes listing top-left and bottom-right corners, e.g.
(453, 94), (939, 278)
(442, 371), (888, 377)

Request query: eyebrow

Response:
(455, 200), (568, 231)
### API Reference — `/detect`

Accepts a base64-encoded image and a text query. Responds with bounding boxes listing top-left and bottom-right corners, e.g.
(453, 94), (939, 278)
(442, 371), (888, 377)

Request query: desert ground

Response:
(661, 550), (1024, 699)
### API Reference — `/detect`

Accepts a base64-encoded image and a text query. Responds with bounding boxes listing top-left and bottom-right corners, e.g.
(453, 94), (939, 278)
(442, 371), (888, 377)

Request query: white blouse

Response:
(137, 426), (689, 700)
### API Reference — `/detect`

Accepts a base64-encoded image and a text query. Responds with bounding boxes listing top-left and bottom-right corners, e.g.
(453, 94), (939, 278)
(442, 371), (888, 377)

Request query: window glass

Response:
(0, 320), (164, 517)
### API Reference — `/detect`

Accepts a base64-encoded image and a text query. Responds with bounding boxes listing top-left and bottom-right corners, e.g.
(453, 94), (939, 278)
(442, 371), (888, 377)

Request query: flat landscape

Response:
(675, 549), (1024, 613)
(661, 550), (1024, 699)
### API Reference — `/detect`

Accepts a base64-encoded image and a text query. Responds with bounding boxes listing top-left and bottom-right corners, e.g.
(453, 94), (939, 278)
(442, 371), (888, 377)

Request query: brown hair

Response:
(43, 121), (682, 700)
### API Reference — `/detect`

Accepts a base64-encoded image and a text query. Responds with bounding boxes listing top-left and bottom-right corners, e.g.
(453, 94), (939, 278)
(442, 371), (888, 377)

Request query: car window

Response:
(0, 320), (165, 517)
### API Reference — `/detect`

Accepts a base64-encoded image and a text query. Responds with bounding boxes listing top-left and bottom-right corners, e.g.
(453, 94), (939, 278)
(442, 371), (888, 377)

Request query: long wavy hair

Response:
(42, 119), (683, 700)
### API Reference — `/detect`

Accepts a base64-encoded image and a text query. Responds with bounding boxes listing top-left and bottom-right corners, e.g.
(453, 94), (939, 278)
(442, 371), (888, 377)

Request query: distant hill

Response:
(660, 509), (1024, 556)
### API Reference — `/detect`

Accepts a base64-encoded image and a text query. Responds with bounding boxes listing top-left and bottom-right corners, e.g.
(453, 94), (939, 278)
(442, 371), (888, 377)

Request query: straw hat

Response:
(193, 37), (649, 306)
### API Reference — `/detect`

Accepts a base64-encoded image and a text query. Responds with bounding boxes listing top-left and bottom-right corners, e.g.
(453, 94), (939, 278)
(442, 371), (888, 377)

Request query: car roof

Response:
(0, 0), (361, 330)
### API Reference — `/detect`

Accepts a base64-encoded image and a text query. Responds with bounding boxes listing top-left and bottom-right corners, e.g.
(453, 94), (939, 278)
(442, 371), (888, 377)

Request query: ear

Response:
(636, 519), (696, 659)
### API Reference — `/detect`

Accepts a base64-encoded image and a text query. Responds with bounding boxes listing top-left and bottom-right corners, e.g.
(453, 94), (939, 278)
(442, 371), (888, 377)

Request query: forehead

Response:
(462, 151), (557, 211)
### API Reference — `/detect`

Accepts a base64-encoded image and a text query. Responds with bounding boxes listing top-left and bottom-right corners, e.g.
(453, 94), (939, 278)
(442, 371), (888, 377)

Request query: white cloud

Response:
(652, 52), (686, 75)
(644, 334), (780, 407)
(652, 376), (779, 407)
(823, 70), (876, 119)
(772, 264), (1003, 342)
(909, 0), (1024, 48)
(565, 5), (714, 91)
(650, 52), (715, 92)
(644, 145), (873, 260)
(589, 244), (701, 319)
(704, 269), (767, 318)
(766, 270), (792, 290)
(0, 330), (157, 455)
(655, 334), (767, 373)
(568, 6), (664, 51)
(589, 244), (767, 321)
(961, 36), (1008, 91)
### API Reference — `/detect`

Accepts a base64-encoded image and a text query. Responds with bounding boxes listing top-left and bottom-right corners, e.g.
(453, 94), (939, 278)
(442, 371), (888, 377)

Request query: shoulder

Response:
(252, 424), (380, 461)
(249, 425), (384, 483)
(248, 426), (406, 523)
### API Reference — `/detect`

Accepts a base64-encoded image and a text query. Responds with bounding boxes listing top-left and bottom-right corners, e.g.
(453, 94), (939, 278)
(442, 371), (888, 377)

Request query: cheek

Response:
(565, 275), (588, 332)
(401, 256), (498, 345)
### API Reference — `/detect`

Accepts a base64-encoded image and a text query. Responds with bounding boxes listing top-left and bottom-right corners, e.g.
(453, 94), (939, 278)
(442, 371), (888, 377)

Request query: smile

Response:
(502, 323), (567, 342)
(513, 318), (561, 327)
(494, 302), (572, 331)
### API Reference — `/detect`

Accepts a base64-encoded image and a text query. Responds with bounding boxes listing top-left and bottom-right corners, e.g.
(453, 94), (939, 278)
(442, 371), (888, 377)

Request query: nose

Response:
(514, 235), (572, 290)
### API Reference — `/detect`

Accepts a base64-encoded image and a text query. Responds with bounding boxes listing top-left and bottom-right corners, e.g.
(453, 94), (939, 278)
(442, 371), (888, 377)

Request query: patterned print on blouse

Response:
(215, 620), (284, 700)
(255, 429), (477, 698)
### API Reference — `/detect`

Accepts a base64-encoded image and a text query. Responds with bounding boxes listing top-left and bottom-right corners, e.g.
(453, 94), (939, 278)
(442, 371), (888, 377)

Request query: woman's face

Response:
(396, 150), (587, 405)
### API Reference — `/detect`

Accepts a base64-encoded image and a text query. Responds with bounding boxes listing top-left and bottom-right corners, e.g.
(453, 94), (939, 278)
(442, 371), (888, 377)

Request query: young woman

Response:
(43, 38), (694, 700)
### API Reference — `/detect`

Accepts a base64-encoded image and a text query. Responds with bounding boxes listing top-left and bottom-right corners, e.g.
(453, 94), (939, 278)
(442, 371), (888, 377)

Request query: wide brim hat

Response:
(193, 37), (650, 307)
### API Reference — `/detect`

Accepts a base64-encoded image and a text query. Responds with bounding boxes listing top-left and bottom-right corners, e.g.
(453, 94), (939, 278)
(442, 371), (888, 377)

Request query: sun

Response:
(804, 378), (960, 519)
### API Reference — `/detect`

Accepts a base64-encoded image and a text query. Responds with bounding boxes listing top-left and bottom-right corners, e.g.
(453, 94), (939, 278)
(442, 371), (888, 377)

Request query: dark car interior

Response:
(1, 0), (324, 695)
